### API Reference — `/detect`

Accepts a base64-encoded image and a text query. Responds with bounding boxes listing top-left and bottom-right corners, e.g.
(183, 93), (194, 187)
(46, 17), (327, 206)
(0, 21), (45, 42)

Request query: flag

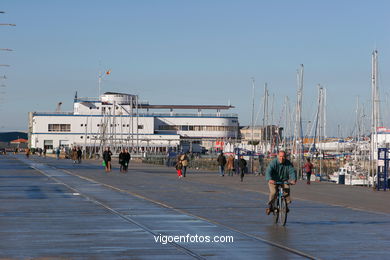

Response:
(106, 69), (111, 75)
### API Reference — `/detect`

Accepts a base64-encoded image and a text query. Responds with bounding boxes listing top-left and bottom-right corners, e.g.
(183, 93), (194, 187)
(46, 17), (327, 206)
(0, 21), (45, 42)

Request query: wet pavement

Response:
(1, 155), (389, 259)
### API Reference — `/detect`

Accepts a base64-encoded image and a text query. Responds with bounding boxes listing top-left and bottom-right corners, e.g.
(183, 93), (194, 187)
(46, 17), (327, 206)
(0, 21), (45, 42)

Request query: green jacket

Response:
(265, 158), (297, 182)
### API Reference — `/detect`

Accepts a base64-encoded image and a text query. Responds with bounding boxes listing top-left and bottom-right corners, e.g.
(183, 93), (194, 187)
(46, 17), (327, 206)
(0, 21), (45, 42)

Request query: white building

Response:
(28, 92), (239, 154)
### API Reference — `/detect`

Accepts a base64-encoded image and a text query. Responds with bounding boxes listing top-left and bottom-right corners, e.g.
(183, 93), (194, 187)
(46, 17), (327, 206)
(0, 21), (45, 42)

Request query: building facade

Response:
(28, 92), (239, 154)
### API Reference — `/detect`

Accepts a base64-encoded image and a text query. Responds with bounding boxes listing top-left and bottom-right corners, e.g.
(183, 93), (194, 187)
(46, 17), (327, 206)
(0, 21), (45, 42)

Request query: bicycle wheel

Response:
(273, 199), (279, 224)
(279, 197), (288, 226)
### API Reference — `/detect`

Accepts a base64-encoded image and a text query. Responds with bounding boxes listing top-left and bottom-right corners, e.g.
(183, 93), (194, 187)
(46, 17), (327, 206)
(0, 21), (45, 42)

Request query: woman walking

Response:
(175, 160), (183, 178)
(304, 158), (314, 184)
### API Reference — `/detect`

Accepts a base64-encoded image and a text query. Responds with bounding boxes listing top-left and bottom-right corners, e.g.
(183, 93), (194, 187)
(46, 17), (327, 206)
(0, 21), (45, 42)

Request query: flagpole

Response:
(98, 71), (102, 98)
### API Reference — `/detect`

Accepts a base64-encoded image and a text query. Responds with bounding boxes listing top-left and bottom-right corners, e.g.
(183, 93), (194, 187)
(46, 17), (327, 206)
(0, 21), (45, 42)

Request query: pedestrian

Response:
(239, 156), (247, 182)
(25, 148), (30, 158)
(175, 159), (183, 178)
(102, 147), (112, 172)
(304, 158), (314, 184)
(217, 152), (227, 177)
(71, 147), (77, 164)
(226, 154), (234, 176)
(56, 147), (60, 160)
(257, 154), (265, 176)
(180, 152), (189, 177)
(119, 148), (130, 173)
(43, 148), (46, 158)
(123, 149), (130, 172)
(38, 148), (43, 157)
(77, 147), (82, 164)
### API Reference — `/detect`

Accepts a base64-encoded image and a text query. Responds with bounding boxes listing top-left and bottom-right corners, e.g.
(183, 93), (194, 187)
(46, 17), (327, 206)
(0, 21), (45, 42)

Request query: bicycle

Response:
(272, 181), (290, 226)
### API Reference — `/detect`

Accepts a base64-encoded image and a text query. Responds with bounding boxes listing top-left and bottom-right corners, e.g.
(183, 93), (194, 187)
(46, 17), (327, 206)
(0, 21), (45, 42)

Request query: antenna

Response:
(56, 102), (62, 112)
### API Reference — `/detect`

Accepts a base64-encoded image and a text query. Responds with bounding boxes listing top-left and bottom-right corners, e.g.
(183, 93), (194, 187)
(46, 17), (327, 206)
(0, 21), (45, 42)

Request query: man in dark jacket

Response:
(119, 148), (131, 172)
(77, 147), (82, 164)
(265, 151), (297, 215)
(217, 152), (227, 176)
(239, 156), (247, 182)
(103, 147), (112, 172)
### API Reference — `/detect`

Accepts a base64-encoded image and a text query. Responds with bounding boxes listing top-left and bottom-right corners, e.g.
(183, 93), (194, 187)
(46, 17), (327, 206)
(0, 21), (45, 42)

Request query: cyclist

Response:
(265, 150), (297, 215)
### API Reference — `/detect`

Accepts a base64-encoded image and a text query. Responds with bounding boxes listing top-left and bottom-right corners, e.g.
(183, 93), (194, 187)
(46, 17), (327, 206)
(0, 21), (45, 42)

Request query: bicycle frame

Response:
(273, 181), (289, 226)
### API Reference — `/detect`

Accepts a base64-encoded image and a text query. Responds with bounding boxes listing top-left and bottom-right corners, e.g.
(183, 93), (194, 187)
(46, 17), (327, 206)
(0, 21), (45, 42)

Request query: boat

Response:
(328, 163), (372, 186)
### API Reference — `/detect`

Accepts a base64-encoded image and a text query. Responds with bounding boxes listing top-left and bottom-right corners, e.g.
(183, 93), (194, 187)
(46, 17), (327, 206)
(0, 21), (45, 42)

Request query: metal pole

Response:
(251, 77), (255, 174)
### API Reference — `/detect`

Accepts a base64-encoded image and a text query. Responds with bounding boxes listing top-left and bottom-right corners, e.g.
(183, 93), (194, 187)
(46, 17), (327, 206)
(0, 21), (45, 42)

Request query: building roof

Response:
(10, 138), (28, 143)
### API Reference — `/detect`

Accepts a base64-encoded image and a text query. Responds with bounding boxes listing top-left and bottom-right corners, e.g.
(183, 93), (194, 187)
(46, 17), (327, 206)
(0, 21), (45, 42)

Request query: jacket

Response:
(217, 154), (227, 166)
(265, 158), (297, 182)
(103, 150), (112, 161)
(180, 154), (189, 166)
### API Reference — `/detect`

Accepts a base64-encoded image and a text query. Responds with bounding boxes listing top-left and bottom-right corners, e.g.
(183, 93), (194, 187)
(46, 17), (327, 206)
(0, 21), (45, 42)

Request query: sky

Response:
(0, 0), (390, 137)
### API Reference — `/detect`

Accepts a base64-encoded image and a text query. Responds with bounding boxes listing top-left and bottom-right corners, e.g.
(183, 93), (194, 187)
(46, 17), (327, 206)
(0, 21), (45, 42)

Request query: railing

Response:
(33, 112), (73, 115)
(139, 112), (238, 117)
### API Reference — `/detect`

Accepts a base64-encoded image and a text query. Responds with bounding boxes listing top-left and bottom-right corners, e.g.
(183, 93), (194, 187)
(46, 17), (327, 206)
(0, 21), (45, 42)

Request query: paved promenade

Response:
(0, 155), (389, 259)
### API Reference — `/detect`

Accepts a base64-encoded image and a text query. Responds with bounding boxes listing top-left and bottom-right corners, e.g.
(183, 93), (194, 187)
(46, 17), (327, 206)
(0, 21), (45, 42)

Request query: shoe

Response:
(266, 207), (272, 215)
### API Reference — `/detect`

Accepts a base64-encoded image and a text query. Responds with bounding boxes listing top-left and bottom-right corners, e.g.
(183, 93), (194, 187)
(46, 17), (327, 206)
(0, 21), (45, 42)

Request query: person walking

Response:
(102, 147), (112, 172)
(123, 149), (131, 172)
(56, 147), (60, 160)
(71, 147), (78, 164)
(239, 156), (247, 182)
(25, 148), (30, 158)
(304, 158), (314, 184)
(77, 147), (82, 164)
(226, 154), (234, 176)
(119, 148), (131, 173)
(175, 159), (183, 178)
(265, 151), (297, 215)
(217, 152), (227, 177)
(180, 152), (189, 177)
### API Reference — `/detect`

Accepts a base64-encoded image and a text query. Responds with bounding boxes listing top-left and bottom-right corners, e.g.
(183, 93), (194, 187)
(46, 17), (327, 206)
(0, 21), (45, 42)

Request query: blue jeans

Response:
(218, 165), (225, 176)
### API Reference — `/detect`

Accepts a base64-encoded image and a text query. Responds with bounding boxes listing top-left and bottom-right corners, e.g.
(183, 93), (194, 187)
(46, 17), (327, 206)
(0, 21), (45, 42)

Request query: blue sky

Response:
(1, 0), (390, 136)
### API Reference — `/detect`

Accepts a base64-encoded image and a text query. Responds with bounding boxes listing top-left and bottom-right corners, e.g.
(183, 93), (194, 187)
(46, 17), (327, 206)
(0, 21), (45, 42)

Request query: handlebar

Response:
(273, 180), (296, 185)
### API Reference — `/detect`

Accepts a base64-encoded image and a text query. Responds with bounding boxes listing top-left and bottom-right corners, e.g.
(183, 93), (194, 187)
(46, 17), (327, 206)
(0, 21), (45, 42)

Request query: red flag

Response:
(106, 70), (111, 75)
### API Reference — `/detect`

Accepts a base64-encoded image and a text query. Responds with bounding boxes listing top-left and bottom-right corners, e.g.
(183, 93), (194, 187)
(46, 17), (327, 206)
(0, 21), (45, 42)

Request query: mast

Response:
(250, 78), (255, 173)
(293, 64), (304, 179)
(370, 50), (379, 186)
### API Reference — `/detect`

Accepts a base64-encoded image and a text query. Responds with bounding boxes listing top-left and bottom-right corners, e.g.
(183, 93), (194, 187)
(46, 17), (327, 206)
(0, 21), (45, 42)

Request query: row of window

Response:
(47, 124), (236, 132)
(48, 124), (71, 132)
(48, 124), (143, 132)
(83, 123), (143, 129)
(158, 125), (237, 131)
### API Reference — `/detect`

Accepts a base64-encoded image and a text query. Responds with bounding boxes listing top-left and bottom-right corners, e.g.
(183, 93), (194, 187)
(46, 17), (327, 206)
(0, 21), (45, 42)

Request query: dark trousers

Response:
(182, 166), (187, 177)
(306, 172), (312, 183)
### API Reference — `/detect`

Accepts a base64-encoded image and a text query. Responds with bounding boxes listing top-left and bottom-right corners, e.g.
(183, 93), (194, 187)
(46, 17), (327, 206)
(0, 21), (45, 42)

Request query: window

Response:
(181, 125), (189, 131)
(48, 124), (71, 132)
(80, 136), (83, 139)
(138, 125), (144, 129)
(44, 140), (53, 150)
(81, 124), (83, 127)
